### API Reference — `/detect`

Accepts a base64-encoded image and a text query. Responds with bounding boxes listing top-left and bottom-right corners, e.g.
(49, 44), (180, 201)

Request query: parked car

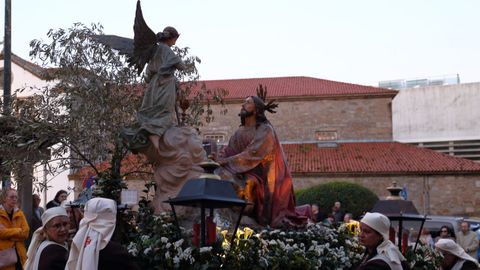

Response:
(423, 215), (465, 240)
(464, 218), (480, 230)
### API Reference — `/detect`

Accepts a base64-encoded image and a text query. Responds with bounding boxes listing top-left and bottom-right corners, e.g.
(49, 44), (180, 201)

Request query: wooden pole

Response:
(2, 0), (12, 188)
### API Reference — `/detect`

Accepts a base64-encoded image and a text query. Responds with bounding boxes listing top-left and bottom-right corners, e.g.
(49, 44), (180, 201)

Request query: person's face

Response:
(241, 97), (256, 115)
(166, 37), (178, 47)
(4, 190), (18, 209)
(359, 223), (383, 251)
(33, 195), (41, 207)
(334, 202), (341, 210)
(44, 216), (70, 244)
(440, 227), (449, 237)
(461, 222), (469, 233)
(311, 205), (319, 215)
(344, 214), (351, 223)
(58, 193), (68, 203)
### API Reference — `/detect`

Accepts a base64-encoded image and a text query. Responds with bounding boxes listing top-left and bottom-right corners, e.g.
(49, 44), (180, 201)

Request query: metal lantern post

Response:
(385, 213), (427, 252)
(164, 161), (249, 247)
(371, 181), (427, 253)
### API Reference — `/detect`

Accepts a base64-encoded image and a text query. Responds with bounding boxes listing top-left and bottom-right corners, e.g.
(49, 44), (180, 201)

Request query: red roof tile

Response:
(197, 76), (397, 100)
(284, 142), (480, 175)
(77, 141), (480, 181)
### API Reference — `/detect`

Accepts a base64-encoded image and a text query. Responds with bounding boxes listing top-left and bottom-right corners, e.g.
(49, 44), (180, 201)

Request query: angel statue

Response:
(96, 1), (186, 151)
(95, 1), (206, 214)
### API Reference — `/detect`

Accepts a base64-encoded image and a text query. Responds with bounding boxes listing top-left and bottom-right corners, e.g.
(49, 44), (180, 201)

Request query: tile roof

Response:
(196, 76), (397, 100)
(76, 141), (480, 182)
(1, 55), (396, 101)
(0, 52), (51, 79)
(284, 142), (480, 175)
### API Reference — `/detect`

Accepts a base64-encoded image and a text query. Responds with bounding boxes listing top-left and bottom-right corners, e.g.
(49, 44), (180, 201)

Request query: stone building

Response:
(196, 76), (480, 217)
(198, 76), (396, 143)
(65, 75), (480, 217)
(286, 142), (480, 217)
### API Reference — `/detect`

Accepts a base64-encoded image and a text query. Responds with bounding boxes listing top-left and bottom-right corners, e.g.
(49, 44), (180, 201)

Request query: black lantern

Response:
(164, 161), (248, 247)
(371, 182), (427, 253)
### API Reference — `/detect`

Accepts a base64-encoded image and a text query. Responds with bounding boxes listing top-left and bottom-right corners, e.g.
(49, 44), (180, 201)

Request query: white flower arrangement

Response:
(127, 211), (372, 269)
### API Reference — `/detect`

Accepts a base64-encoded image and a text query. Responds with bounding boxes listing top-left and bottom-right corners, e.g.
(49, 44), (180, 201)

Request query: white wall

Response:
(393, 82), (480, 142)
(0, 61), (53, 96)
(2, 58), (71, 206)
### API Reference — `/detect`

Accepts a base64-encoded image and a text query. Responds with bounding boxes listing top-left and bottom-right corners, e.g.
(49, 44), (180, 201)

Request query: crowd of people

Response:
(2, 187), (480, 270)
(309, 201), (361, 234)
(425, 221), (480, 269)
(0, 188), (139, 270)
(308, 201), (480, 270)
(356, 212), (480, 270)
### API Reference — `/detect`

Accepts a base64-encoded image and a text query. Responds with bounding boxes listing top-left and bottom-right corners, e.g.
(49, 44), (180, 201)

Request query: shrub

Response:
(295, 181), (378, 219)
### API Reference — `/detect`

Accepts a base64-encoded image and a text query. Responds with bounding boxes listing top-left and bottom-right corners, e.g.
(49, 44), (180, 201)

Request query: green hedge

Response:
(295, 181), (378, 219)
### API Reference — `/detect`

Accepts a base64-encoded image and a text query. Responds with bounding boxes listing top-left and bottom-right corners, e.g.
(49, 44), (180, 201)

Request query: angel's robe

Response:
(221, 122), (307, 227)
(137, 42), (185, 137)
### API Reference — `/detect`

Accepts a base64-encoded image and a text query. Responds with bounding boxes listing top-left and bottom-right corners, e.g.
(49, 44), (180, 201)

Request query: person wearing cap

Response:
(65, 197), (139, 270)
(356, 212), (409, 270)
(435, 238), (479, 270)
(24, 207), (70, 270)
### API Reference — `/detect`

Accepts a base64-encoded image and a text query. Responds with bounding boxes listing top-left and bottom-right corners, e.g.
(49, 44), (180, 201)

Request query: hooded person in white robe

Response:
(65, 197), (139, 270)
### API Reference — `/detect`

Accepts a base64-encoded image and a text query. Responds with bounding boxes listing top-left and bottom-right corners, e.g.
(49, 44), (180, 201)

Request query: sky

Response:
(2, 0), (480, 87)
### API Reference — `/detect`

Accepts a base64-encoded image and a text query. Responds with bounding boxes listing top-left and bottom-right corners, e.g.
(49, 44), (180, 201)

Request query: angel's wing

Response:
(128, 0), (157, 75)
(92, 35), (134, 56)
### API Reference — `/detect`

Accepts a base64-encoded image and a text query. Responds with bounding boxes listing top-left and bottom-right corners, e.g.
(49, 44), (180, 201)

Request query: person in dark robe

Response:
(356, 212), (409, 270)
(30, 194), (44, 234)
(217, 87), (306, 228)
(46, 190), (67, 209)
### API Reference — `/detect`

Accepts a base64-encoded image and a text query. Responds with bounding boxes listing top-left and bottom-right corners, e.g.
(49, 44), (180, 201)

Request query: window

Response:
(416, 140), (480, 161)
(204, 133), (226, 143)
(315, 130), (337, 141)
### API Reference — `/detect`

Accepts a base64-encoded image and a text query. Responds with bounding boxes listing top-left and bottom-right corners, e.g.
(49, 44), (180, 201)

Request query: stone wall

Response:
(292, 174), (480, 217)
(71, 172), (480, 218)
(200, 96), (393, 143)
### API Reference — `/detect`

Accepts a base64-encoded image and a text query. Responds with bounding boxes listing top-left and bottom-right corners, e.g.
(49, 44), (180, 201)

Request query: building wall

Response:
(1, 60), (65, 205)
(393, 82), (480, 143)
(0, 61), (53, 97)
(74, 173), (480, 218)
(293, 175), (480, 217)
(200, 96), (393, 142)
(69, 175), (154, 206)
